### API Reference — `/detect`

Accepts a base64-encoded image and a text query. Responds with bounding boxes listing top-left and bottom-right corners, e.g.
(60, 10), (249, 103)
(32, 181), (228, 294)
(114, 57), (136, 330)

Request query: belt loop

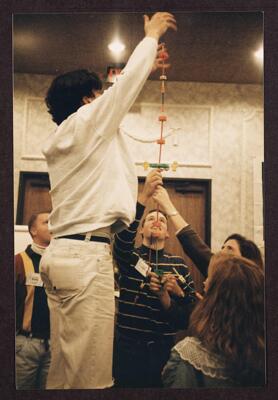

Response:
(44, 339), (50, 352)
(85, 232), (92, 242)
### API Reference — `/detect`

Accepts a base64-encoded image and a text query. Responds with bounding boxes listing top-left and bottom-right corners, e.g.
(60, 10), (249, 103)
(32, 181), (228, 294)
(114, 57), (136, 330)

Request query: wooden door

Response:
(16, 172), (52, 225)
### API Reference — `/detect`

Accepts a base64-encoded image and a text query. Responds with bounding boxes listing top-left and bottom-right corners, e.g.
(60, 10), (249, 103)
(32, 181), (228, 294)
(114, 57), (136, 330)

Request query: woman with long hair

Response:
(221, 233), (264, 269)
(162, 253), (265, 387)
(152, 186), (264, 278)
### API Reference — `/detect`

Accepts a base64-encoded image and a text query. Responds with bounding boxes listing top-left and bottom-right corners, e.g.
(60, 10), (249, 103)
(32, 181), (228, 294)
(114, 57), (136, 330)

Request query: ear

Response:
(82, 96), (93, 105)
(30, 226), (37, 238)
(165, 231), (170, 240)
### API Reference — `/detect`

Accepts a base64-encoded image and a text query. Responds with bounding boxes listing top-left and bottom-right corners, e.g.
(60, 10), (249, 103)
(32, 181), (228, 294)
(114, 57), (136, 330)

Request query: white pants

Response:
(39, 238), (115, 389)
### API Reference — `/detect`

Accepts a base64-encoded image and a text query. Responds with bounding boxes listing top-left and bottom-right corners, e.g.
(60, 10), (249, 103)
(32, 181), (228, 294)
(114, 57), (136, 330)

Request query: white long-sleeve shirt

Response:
(42, 36), (157, 237)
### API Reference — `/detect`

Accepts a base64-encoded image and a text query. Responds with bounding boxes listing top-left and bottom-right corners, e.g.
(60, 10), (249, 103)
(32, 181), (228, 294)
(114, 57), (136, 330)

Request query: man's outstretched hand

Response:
(144, 12), (177, 41)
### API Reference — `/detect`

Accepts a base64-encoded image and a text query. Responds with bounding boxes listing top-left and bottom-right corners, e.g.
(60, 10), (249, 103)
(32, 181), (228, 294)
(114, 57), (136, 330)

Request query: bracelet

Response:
(167, 210), (179, 217)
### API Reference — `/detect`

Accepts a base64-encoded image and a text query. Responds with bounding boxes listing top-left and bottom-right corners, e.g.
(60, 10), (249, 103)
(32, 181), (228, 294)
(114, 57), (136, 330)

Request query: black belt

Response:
(57, 234), (110, 244)
(18, 329), (48, 341)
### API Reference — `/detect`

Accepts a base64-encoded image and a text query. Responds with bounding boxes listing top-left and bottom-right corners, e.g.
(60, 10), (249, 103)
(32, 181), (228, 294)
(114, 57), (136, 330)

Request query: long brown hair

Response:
(189, 253), (265, 386)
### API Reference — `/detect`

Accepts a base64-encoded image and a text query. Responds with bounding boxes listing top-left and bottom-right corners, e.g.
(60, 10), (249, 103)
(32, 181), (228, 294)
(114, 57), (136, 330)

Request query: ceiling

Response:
(13, 12), (263, 84)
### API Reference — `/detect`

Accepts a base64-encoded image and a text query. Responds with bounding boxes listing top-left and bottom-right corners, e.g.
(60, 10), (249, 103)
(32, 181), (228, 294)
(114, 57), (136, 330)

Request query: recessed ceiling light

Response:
(108, 39), (125, 54)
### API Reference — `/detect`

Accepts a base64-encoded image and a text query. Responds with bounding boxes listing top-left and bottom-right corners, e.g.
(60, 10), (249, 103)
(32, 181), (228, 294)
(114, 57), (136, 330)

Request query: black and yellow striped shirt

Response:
(15, 245), (50, 339)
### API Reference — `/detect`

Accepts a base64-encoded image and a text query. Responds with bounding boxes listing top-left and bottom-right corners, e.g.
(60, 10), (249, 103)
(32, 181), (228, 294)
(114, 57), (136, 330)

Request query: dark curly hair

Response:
(224, 233), (264, 270)
(45, 69), (103, 125)
(189, 253), (265, 386)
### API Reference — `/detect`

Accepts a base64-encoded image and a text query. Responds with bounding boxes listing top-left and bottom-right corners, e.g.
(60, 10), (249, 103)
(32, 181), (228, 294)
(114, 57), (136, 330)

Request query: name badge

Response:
(134, 258), (150, 277)
(26, 273), (44, 287)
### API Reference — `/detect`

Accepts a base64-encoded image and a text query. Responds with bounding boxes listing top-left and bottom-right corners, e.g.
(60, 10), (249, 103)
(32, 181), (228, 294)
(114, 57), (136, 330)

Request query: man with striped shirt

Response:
(113, 170), (196, 387)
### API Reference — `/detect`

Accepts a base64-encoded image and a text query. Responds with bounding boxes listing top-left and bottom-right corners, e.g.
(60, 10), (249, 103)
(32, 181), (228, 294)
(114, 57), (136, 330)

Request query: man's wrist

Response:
(145, 32), (160, 40)
(158, 290), (171, 309)
(138, 193), (149, 206)
(166, 209), (179, 217)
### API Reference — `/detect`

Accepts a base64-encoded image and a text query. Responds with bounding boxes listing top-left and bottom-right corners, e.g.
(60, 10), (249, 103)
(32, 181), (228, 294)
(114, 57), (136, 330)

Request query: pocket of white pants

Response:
(49, 255), (89, 291)
(39, 241), (90, 291)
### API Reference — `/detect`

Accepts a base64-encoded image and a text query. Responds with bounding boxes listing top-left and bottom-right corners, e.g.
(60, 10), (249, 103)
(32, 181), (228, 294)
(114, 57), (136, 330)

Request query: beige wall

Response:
(14, 73), (264, 254)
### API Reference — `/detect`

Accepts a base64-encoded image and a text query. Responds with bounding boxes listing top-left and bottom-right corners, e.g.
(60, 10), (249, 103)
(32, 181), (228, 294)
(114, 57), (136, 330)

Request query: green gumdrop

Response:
(155, 269), (165, 277)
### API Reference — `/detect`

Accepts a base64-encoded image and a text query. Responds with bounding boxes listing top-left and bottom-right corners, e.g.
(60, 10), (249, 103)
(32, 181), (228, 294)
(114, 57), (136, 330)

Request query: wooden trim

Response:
(16, 171), (50, 225)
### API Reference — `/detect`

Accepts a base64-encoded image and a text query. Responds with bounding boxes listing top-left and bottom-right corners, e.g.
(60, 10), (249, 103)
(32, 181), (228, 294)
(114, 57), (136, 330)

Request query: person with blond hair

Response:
(15, 212), (51, 389)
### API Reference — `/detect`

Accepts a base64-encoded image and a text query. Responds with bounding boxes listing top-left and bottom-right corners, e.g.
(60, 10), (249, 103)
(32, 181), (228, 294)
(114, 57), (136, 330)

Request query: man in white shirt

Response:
(39, 12), (177, 389)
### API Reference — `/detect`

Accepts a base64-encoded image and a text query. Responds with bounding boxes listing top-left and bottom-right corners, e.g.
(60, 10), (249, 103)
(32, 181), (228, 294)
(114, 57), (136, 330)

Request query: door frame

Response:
(16, 171), (211, 247)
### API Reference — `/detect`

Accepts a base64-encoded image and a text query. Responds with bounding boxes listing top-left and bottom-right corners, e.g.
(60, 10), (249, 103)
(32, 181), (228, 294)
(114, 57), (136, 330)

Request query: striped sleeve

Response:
(15, 253), (26, 283)
(161, 257), (196, 330)
(15, 253), (27, 331)
(113, 202), (145, 274)
(180, 260), (196, 302)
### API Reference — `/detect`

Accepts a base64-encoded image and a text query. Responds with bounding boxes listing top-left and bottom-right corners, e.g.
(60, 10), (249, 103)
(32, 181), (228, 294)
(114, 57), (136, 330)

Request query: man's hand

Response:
(161, 273), (185, 298)
(149, 271), (184, 297)
(144, 12), (177, 41)
(151, 43), (171, 73)
(148, 271), (163, 293)
(148, 271), (170, 309)
(152, 185), (175, 214)
(138, 169), (163, 206)
(148, 271), (184, 310)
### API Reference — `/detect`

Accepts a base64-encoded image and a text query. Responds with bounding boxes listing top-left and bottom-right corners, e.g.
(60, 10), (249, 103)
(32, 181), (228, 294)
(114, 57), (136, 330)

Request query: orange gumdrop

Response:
(160, 51), (169, 60)
(156, 139), (165, 145)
